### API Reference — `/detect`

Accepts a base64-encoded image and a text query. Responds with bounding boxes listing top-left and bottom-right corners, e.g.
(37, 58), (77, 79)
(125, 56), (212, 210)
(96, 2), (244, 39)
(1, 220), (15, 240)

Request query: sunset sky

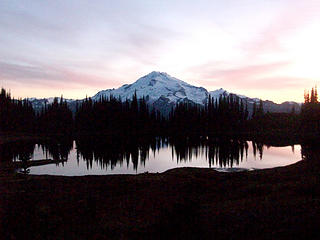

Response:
(1, 0), (320, 103)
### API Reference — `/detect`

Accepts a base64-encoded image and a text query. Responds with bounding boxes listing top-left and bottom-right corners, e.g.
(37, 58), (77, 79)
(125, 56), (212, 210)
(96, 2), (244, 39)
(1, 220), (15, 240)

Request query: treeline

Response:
(0, 89), (73, 134)
(249, 99), (299, 137)
(169, 94), (249, 135)
(0, 89), (35, 132)
(37, 96), (73, 134)
(300, 87), (320, 136)
(1, 87), (320, 139)
(75, 92), (165, 135)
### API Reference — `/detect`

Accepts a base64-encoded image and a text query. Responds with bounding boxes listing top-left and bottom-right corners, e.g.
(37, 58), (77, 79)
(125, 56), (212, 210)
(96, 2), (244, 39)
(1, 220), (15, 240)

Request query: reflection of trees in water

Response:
(0, 141), (35, 162)
(210, 139), (264, 167)
(169, 136), (207, 163)
(75, 136), (165, 171)
(0, 138), (73, 162)
(75, 136), (268, 170)
(252, 141), (264, 160)
(208, 139), (250, 168)
(0, 138), (73, 173)
(1, 135), (289, 171)
(169, 137), (251, 167)
(169, 136), (267, 168)
(38, 137), (73, 164)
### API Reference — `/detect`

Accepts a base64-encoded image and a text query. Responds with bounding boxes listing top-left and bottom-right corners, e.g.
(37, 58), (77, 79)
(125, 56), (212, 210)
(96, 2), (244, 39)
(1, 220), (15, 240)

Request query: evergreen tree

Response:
(301, 87), (320, 135)
(0, 88), (35, 132)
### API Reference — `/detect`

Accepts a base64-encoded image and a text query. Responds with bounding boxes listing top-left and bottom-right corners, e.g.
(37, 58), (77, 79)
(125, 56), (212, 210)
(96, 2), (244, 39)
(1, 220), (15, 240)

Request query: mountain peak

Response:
(149, 70), (166, 74)
(139, 71), (174, 83)
(209, 88), (229, 98)
(146, 71), (170, 77)
(92, 71), (208, 105)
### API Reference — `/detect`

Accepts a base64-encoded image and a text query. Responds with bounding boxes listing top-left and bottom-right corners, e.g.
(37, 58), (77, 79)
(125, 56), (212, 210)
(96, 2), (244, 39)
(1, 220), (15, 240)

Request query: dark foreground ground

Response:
(1, 146), (320, 239)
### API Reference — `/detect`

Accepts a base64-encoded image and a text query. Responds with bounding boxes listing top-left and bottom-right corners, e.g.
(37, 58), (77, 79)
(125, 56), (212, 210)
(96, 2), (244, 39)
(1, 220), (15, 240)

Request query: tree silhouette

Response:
(37, 97), (73, 135)
(0, 88), (35, 132)
(301, 87), (320, 136)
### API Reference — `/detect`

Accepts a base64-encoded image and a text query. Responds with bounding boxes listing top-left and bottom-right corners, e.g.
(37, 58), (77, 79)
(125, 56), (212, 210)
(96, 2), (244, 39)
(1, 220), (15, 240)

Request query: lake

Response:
(2, 136), (302, 176)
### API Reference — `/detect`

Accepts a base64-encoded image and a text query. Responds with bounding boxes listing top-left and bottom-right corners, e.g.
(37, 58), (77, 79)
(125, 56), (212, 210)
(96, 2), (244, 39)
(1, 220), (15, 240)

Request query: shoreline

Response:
(2, 158), (320, 239)
(1, 135), (320, 239)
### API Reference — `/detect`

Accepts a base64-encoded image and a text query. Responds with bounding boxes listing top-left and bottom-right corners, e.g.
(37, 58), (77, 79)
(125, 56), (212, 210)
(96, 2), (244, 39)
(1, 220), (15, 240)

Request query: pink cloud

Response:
(188, 61), (308, 90)
(243, 0), (320, 57)
(0, 60), (123, 91)
(200, 61), (289, 80)
(187, 1), (320, 93)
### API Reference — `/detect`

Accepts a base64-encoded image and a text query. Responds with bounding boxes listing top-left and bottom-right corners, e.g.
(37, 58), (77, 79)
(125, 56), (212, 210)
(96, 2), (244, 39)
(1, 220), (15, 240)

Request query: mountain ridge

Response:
(27, 71), (301, 114)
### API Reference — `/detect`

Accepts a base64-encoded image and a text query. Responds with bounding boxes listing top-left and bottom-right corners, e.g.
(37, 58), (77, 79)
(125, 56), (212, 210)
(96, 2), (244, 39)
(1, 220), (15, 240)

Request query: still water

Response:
(3, 137), (302, 176)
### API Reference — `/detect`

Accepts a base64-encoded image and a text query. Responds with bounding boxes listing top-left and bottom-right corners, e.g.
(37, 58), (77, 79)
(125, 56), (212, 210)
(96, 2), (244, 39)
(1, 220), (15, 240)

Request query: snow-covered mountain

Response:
(208, 88), (301, 114)
(209, 88), (229, 99)
(209, 88), (260, 103)
(93, 71), (208, 105)
(27, 71), (301, 114)
(28, 97), (75, 112)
